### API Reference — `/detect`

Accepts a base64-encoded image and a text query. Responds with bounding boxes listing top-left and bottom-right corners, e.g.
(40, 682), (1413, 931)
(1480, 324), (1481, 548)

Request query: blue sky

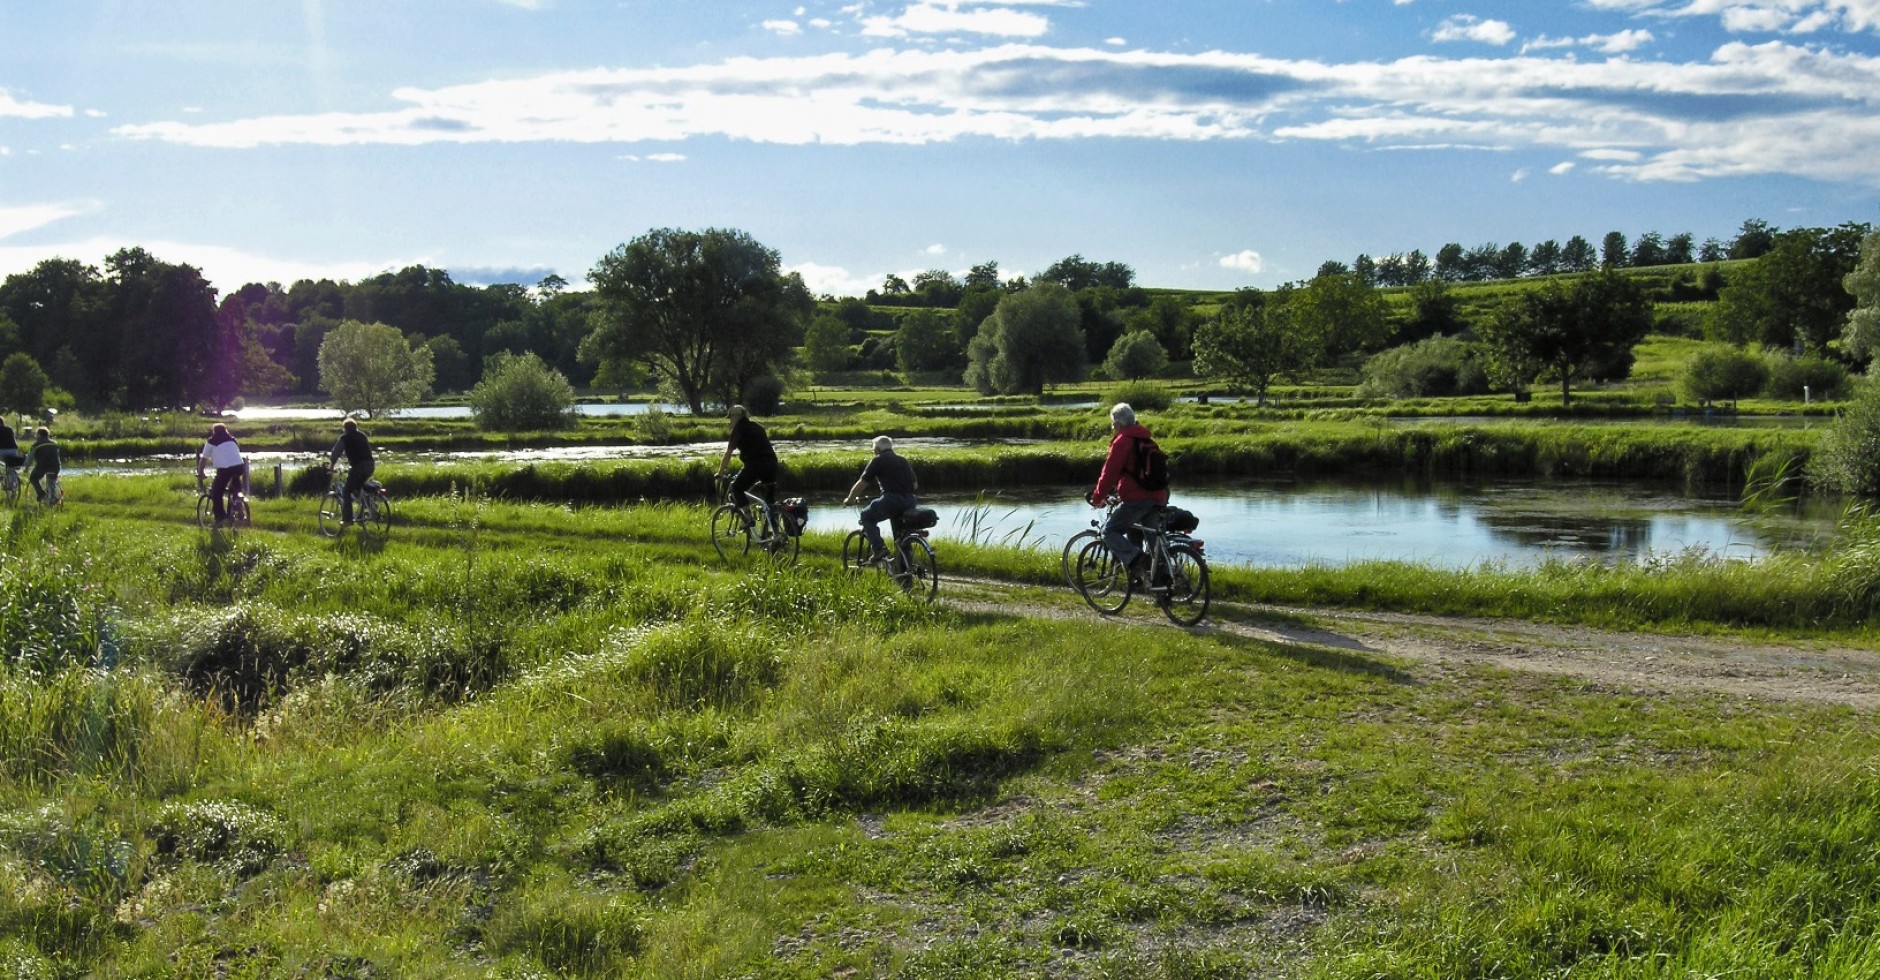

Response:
(3, 0), (1879, 298)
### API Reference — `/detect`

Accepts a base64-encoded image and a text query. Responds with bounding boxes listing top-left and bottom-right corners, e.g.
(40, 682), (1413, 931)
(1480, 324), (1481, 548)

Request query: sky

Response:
(3, 0), (1880, 299)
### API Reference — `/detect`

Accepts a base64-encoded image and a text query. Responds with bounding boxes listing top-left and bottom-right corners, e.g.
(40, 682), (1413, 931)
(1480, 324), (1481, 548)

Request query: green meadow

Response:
(5, 408), (1880, 977)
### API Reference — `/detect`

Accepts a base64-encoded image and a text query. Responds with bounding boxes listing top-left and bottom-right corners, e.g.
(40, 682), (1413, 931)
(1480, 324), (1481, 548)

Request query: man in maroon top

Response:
(1088, 402), (1169, 584)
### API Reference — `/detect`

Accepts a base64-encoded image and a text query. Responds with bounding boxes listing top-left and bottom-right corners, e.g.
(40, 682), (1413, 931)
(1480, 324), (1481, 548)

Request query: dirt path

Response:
(947, 579), (1880, 710)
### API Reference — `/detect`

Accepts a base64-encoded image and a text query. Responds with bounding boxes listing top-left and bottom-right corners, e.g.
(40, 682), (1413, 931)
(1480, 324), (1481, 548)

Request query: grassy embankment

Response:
(4, 476), (1880, 976)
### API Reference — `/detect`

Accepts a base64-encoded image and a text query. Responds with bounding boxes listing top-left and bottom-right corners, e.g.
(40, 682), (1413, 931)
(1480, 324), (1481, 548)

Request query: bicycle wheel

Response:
(1059, 528), (1101, 588)
(1073, 539), (1131, 614)
(894, 534), (939, 603)
(197, 494), (214, 529)
(841, 529), (873, 574)
(711, 504), (752, 561)
(761, 516), (800, 566)
(3, 470), (18, 505)
(1159, 543), (1211, 627)
(231, 495), (251, 528)
(361, 494), (392, 537)
(44, 476), (61, 507)
(317, 489), (346, 537)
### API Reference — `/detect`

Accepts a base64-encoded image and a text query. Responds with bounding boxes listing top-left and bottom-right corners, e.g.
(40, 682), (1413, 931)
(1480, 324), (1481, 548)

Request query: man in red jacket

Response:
(1088, 402), (1169, 585)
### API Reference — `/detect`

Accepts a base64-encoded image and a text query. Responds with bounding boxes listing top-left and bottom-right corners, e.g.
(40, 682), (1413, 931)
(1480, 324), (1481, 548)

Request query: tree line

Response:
(0, 216), (1866, 419)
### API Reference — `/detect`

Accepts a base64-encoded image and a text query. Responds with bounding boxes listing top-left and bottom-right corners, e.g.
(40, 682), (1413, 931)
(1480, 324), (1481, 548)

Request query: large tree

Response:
(586, 228), (811, 413)
(1191, 286), (1313, 406)
(1712, 223), (1869, 355)
(1842, 227), (1880, 365)
(963, 283), (1086, 395)
(1293, 271), (1391, 362)
(1479, 270), (1652, 405)
(317, 319), (434, 417)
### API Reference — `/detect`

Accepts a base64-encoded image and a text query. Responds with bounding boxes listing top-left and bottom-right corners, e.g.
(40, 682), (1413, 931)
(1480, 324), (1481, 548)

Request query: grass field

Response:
(3, 470), (1880, 976)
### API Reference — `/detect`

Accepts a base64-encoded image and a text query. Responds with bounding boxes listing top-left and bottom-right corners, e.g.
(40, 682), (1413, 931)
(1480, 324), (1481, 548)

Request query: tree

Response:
(1292, 272), (1390, 361)
(1711, 224), (1869, 354)
(1730, 218), (1777, 260)
(1192, 287), (1314, 406)
(317, 319), (434, 416)
(1808, 376), (1880, 497)
(0, 353), (51, 415)
(1478, 270), (1652, 405)
(1601, 231), (1630, 268)
(1842, 227), (1880, 365)
(468, 352), (576, 431)
(803, 315), (854, 374)
(235, 333), (296, 400)
(1562, 236), (1597, 272)
(963, 283), (1086, 395)
(586, 228), (812, 413)
(1102, 331), (1169, 380)
(894, 309), (960, 374)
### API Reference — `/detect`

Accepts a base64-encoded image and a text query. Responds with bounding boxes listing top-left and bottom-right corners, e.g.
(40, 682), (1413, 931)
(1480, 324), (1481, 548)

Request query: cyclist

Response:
(842, 435), (919, 565)
(1088, 402), (1168, 586)
(0, 416), (23, 484)
(27, 427), (59, 504)
(195, 422), (248, 527)
(715, 404), (779, 522)
(326, 417), (375, 526)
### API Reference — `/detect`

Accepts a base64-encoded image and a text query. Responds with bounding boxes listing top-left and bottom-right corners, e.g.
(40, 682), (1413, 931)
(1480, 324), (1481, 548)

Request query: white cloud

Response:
(861, 2), (1052, 38)
(1219, 250), (1264, 274)
(0, 203), (87, 240)
(0, 236), (416, 291)
(0, 89), (72, 120)
(924, 243), (948, 255)
(786, 260), (876, 297)
(1581, 0), (1880, 35)
(764, 19), (803, 35)
(1511, 167), (1531, 182)
(1106, 36), (1126, 46)
(1549, 161), (1577, 174)
(107, 35), (1880, 187)
(1431, 15), (1517, 46)
(1523, 28), (1655, 54)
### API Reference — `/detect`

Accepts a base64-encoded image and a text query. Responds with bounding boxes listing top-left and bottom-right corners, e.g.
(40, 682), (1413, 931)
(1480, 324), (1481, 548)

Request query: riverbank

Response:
(3, 489), (1877, 976)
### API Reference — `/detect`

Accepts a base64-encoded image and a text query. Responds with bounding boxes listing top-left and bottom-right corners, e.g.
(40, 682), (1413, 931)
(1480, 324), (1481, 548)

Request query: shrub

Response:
(150, 800), (284, 877)
(741, 374), (785, 415)
(1102, 331), (1169, 380)
(1358, 335), (1490, 399)
(1679, 344), (1769, 404)
(468, 352), (576, 432)
(1108, 381), (1173, 412)
(1809, 377), (1880, 496)
(1764, 353), (1848, 401)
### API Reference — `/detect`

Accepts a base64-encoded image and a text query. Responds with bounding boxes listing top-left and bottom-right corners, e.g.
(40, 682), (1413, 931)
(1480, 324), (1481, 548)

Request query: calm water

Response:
(802, 476), (1832, 570)
(227, 402), (691, 421)
(67, 435), (1831, 569)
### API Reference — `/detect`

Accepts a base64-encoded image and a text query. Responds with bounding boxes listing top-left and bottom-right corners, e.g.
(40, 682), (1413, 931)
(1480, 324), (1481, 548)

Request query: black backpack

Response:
(1133, 437), (1170, 492)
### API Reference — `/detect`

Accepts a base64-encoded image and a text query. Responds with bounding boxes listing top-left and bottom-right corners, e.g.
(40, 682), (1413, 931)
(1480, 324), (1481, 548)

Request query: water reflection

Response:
(803, 476), (1829, 570)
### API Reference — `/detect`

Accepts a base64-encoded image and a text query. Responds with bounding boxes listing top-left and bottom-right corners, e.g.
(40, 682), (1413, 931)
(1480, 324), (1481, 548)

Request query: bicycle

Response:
(1071, 500), (1210, 626)
(37, 473), (62, 508)
(318, 470), (391, 537)
(841, 506), (940, 602)
(1060, 497), (1119, 587)
(197, 468), (252, 530)
(2, 463), (20, 505)
(710, 473), (799, 565)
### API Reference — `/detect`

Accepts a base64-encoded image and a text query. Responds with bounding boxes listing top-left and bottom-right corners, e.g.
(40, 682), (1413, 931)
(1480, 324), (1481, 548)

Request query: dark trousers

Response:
(859, 492), (918, 554)
(343, 461), (375, 522)
(29, 466), (55, 502)
(1103, 499), (1161, 566)
(210, 465), (245, 520)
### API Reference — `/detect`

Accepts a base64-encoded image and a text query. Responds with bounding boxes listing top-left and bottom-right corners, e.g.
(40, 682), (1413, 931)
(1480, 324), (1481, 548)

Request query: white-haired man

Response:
(843, 435), (920, 564)
(1089, 402), (1168, 584)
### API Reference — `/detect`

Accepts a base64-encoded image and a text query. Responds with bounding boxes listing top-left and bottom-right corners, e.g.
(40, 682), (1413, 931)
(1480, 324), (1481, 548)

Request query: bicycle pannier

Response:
(898, 506), (939, 531)
(1162, 505), (1199, 534)
(780, 497), (809, 537)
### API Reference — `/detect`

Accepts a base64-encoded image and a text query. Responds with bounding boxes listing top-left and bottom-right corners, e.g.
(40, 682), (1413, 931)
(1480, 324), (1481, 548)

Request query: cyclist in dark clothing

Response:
(843, 435), (919, 564)
(327, 417), (375, 525)
(28, 428), (59, 503)
(0, 417), (22, 473)
(716, 405), (779, 515)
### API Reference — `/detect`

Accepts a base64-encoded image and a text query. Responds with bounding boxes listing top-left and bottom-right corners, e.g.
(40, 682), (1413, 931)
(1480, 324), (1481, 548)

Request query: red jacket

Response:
(1094, 422), (1169, 504)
